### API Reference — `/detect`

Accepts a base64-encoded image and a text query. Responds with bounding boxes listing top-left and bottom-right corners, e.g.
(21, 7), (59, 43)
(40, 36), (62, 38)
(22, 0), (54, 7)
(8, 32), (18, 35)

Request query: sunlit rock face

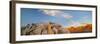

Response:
(21, 22), (92, 35)
(21, 22), (70, 35)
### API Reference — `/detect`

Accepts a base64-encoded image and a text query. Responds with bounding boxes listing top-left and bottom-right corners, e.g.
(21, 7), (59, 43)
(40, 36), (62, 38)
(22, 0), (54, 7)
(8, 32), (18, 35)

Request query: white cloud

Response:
(62, 14), (73, 19)
(41, 9), (60, 16)
(71, 21), (81, 27)
(40, 9), (73, 19)
(68, 20), (88, 27)
(67, 19), (83, 27)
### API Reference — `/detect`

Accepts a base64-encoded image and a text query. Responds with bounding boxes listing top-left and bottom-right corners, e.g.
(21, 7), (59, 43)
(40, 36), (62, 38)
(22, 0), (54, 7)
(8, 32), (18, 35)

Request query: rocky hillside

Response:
(21, 22), (92, 35)
(21, 22), (69, 35)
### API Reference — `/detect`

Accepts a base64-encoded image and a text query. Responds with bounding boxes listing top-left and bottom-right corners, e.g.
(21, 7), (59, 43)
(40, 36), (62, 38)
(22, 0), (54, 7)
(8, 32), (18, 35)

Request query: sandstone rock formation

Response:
(21, 22), (70, 35)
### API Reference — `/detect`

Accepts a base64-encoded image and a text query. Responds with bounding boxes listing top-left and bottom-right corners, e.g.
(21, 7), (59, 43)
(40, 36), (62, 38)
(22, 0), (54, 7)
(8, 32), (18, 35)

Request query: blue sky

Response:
(21, 8), (92, 27)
